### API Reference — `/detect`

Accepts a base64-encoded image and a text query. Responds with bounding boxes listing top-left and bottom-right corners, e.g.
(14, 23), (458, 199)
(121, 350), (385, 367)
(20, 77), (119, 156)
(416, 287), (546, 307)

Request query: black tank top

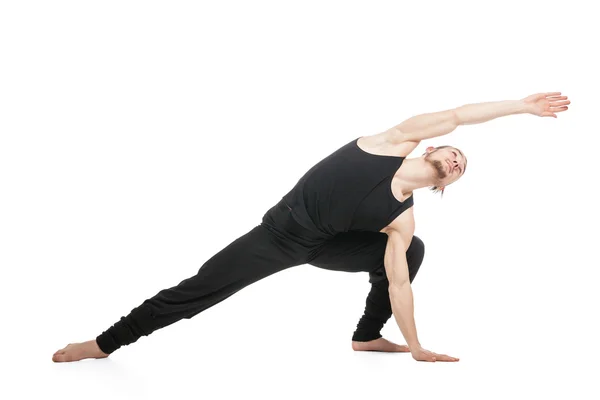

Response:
(281, 136), (414, 236)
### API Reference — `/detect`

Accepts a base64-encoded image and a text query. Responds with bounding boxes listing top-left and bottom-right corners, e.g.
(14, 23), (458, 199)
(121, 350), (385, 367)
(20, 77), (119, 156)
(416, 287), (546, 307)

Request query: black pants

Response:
(95, 199), (425, 354)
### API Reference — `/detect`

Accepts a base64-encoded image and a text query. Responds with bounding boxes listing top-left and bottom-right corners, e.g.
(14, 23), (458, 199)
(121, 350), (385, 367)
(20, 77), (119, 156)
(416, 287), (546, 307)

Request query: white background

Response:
(1, 1), (598, 399)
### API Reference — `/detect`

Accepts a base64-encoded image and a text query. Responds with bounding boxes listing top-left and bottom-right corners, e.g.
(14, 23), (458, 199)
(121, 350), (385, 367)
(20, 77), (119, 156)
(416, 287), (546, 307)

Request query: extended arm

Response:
(388, 92), (569, 143)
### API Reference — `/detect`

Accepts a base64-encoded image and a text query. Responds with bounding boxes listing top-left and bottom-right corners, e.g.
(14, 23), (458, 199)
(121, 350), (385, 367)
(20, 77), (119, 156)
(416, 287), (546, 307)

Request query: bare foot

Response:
(351, 337), (410, 352)
(52, 339), (109, 362)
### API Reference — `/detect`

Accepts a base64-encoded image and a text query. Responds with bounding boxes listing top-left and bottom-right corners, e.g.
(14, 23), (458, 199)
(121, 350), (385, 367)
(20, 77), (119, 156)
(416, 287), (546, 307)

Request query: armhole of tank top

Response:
(387, 157), (407, 204)
(387, 195), (414, 226)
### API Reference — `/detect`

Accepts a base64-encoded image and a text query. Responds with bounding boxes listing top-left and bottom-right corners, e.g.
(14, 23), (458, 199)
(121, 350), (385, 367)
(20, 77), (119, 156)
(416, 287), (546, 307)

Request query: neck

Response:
(397, 157), (440, 193)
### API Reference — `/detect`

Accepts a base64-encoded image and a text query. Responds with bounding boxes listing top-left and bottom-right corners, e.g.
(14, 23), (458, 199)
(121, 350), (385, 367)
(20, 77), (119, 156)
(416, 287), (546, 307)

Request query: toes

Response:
(52, 353), (70, 362)
(54, 345), (69, 354)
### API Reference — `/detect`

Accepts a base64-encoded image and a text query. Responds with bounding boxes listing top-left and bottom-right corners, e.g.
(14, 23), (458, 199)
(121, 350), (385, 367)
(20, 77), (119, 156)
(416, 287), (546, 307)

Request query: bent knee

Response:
(409, 235), (425, 255)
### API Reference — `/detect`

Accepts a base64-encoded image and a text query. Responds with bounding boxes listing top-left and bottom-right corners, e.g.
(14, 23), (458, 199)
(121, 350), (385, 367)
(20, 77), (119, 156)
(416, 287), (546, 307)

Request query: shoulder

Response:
(380, 206), (415, 245)
(358, 129), (421, 158)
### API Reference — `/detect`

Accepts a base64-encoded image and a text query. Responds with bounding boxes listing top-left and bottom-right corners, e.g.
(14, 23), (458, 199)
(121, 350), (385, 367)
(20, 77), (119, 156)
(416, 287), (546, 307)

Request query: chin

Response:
(432, 160), (447, 180)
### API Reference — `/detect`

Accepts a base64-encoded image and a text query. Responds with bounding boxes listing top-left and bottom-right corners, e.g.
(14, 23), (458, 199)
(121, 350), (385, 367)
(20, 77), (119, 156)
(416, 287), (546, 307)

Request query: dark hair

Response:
(430, 185), (444, 197)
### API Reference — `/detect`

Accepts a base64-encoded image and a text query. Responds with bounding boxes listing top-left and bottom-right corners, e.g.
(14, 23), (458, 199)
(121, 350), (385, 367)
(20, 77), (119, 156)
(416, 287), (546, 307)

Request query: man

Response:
(52, 92), (569, 363)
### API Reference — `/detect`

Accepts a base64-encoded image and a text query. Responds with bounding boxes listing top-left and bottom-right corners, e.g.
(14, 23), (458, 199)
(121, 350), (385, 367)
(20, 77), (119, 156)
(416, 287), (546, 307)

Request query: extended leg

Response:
(53, 214), (316, 362)
(94, 224), (309, 355)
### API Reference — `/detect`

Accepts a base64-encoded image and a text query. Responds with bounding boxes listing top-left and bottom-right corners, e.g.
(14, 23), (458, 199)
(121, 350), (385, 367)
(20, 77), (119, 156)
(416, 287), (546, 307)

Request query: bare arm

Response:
(388, 92), (569, 143)
(384, 230), (420, 348)
(384, 230), (460, 362)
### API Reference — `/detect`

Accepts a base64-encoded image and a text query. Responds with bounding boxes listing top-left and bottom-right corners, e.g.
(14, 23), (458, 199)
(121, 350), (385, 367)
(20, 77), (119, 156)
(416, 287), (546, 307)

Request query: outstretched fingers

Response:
(540, 93), (570, 118)
(542, 104), (569, 118)
(549, 100), (570, 107)
(542, 91), (561, 98)
(432, 352), (460, 362)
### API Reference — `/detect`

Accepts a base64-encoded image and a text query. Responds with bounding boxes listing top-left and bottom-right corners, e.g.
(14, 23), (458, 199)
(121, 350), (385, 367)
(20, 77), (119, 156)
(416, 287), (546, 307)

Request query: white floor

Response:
(24, 317), (600, 400)
(15, 262), (600, 400)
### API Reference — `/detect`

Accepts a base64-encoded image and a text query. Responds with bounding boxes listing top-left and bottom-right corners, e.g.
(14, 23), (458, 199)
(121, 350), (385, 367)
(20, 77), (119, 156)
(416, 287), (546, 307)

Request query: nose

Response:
(452, 152), (460, 168)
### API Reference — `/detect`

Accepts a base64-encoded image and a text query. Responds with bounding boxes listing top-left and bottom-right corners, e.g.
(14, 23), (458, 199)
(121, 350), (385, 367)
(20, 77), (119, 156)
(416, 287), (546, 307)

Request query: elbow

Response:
(452, 108), (463, 126)
(386, 126), (413, 144)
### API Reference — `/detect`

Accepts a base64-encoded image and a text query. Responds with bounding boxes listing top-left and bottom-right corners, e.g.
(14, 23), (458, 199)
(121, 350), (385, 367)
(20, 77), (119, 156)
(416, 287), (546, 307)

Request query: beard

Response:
(425, 157), (447, 185)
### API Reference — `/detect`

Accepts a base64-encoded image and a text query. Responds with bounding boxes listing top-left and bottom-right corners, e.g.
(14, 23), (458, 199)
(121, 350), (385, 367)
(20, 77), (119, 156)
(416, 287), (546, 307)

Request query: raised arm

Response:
(384, 229), (459, 362)
(388, 92), (570, 143)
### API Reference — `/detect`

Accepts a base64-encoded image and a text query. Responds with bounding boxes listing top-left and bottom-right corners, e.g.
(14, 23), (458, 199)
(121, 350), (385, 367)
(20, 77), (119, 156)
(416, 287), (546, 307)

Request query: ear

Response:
(426, 146), (435, 153)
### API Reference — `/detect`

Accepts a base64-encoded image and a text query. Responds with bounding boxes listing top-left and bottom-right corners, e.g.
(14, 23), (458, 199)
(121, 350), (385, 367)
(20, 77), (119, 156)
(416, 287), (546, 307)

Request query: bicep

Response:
(382, 211), (415, 286)
(383, 230), (410, 287)
(384, 206), (415, 238)
(389, 108), (459, 142)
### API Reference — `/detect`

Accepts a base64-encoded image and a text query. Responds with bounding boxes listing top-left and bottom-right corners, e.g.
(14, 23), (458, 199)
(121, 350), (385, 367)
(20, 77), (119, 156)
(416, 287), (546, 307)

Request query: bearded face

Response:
(424, 147), (466, 188)
(426, 155), (447, 180)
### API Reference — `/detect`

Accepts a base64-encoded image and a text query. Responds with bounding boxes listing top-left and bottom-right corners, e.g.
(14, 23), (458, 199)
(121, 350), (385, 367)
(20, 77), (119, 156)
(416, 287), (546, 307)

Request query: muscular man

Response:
(52, 92), (569, 363)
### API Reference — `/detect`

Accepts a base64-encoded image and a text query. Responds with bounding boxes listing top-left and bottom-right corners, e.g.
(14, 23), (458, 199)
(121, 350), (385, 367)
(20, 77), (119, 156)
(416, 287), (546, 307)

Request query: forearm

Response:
(384, 232), (421, 348)
(389, 282), (420, 349)
(391, 98), (530, 142)
(454, 99), (528, 125)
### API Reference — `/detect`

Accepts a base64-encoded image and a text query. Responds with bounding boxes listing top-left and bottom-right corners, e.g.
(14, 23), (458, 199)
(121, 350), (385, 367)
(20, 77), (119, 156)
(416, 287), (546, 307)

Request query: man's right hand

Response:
(410, 345), (460, 362)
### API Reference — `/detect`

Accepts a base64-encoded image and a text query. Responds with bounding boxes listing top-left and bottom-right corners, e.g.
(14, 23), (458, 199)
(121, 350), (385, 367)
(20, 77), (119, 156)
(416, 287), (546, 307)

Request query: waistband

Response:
(261, 199), (331, 248)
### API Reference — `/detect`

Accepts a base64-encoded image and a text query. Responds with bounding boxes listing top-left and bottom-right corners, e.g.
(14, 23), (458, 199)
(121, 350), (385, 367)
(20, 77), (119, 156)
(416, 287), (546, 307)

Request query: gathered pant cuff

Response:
(351, 330), (383, 342)
(96, 304), (155, 355)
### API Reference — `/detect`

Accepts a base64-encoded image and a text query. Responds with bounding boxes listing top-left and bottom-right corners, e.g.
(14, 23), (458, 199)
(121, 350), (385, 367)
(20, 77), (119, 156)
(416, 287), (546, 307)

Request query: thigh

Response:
(174, 223), (311, 296)
(308, 231), (388, 274)
(308, 231), (424, 283)
(142, 223), (313, 322)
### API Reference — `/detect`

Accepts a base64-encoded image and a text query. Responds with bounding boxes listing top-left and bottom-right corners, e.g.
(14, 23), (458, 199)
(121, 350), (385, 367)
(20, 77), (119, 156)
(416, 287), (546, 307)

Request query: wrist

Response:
(408, 342), (422, 351)
(515, 99), (533, 115)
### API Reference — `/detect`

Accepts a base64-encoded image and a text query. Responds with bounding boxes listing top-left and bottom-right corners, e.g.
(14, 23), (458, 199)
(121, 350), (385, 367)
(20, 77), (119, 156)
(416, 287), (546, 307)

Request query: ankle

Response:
(88, 339), (109, 356)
